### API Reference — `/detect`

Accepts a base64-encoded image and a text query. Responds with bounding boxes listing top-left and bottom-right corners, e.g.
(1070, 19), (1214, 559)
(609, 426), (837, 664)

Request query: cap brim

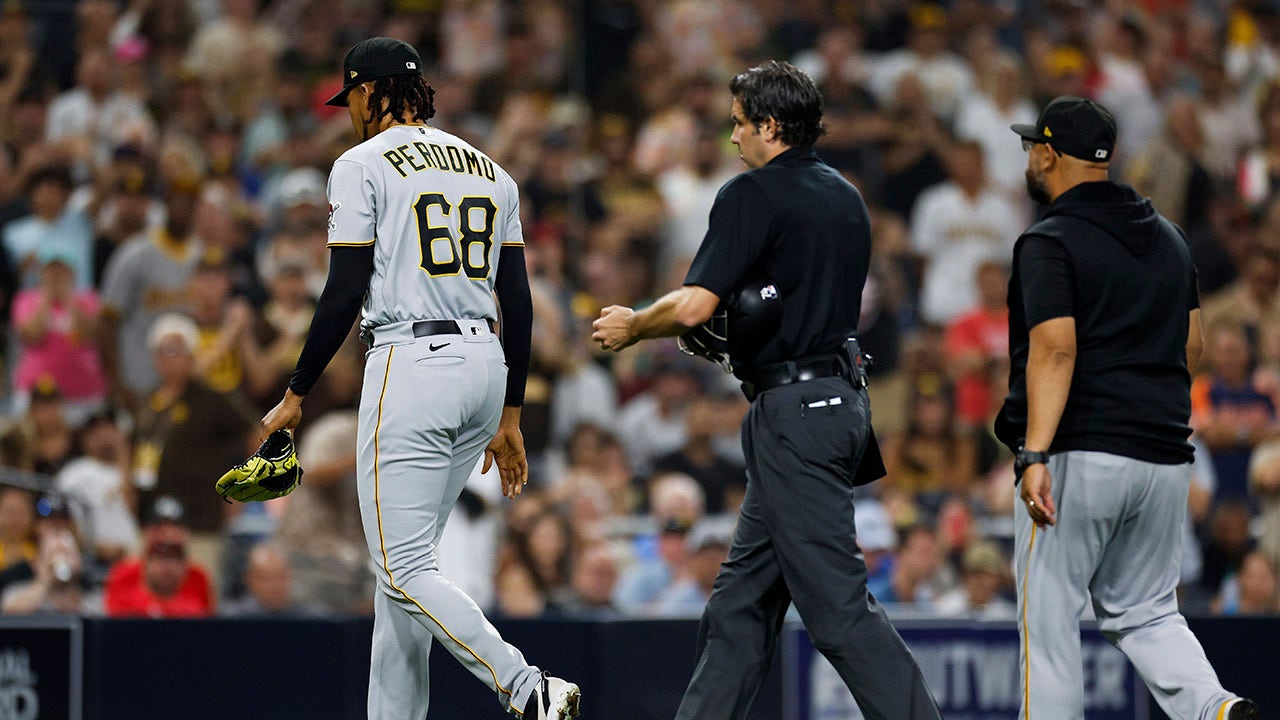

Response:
(1010, 123), (1040, 140)
(325, 85), (353, 107)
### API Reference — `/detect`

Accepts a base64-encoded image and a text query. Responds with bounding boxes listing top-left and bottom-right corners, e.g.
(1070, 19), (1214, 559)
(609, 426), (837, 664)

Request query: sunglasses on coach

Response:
(1022, 138), (1062, 157)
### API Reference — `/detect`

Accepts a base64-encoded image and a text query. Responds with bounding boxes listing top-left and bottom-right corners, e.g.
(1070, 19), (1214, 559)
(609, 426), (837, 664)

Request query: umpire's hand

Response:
(1019, 463), (1057, 528)
(593, 305), (637, 351)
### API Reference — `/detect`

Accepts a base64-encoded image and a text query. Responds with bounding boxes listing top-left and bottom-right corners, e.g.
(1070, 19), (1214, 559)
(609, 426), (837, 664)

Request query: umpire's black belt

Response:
(412, 319), (496, 337)
(741, 354), (847, 402)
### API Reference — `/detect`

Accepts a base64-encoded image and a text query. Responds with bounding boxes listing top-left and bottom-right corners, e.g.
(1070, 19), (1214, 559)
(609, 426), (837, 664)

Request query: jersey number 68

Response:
(412, 193), (497, 281)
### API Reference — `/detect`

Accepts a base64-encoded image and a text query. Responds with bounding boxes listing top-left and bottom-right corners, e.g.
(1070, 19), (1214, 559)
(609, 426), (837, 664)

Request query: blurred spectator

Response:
(222, 542), (318, 617)
(944, 260), (1009, 430)
(133, 313), (256, 592)
(651, 519), (731, 617)
(1199, 501), (1255, 600)
(955, 54), (1037, 200)
(857, 499), (898, 602)
(54, 409), (138, 569)
(99, 180), (203, 405)
(1195, 55), (1259, 182)
(0, 378), (77, 475)
(553, 424), (641, 517)
(884, 523), (951, 608)
(494, 559), (547, 619)
(10, 246), (107, 423)
(241, 261), (314, 407)
(183, 0), (284, 87)
(616, 354), (703, 476)
(652, 396), (746, 515)
(510, 509), (574, 610)
(1126, 95), (1213, 230)
(3, 165), (94, 290)
(868, 4), (973, 123)
(1, 526), (99, 616)
(275, 409), (371, 614)
(1252, 438), (1280, 566)
(879, 73), (949, 221)
(1191, 324), (1278, 501)
(910, 140), (1022, 326)
(1200, 247), (1280, 342)
(1213, 550), (1279, 616)
(188, 253), (254, 395)
(560, 543), (620, 618)
(613, 474), (706, 613)
(656, 126), (737, 273)
(883, 374), (977, 514)
(45, 47), (155, 173)
(933, 540), (1015, 619)
(0, 488), (35, 578)
(103, 496), (215, 618)
(1238, 81), (1280, 210)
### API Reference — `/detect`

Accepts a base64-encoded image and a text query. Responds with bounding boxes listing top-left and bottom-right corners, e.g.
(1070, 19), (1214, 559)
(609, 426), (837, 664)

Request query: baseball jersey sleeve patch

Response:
(328, 202), (342, 233)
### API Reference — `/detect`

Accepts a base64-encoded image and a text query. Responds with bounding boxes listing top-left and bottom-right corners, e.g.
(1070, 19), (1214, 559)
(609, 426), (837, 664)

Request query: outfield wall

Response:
(0, 616), (1274, 719)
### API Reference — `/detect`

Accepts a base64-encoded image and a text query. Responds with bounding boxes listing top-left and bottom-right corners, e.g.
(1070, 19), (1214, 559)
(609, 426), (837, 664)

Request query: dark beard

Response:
(1025, 167), (1051, 205)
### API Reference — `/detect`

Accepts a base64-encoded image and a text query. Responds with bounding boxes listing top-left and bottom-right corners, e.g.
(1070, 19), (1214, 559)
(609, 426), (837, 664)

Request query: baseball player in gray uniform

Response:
(997, 96), (1259, 720)
(260, 38), (580, 720)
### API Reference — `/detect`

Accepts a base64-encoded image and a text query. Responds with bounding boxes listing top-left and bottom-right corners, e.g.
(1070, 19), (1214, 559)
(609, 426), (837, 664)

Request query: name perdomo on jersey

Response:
(381, 140), (496, 182)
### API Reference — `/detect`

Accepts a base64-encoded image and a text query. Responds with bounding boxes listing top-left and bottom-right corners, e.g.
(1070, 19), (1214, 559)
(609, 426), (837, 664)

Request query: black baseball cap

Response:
(1011, 95), (1117, 162)
(325, 37), (424, 107)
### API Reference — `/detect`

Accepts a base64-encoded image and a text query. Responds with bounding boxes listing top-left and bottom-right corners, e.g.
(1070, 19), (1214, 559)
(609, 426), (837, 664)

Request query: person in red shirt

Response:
(944, 259), (1010, 428)
(104, 496), (214, 618)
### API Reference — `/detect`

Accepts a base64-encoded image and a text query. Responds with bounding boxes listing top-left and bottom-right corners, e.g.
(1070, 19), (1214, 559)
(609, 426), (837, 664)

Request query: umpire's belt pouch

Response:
(852, 428), (887, 486)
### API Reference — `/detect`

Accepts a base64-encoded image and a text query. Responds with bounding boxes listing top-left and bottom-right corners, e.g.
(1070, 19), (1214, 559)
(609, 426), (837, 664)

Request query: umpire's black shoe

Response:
(1228, 698), (1261, 720)
(523, 671), (580, 719)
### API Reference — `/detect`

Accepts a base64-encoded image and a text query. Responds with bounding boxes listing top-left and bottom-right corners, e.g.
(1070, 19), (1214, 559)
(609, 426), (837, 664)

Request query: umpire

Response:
(593, 61), (940, 720)
(998, 96), (1259, 719)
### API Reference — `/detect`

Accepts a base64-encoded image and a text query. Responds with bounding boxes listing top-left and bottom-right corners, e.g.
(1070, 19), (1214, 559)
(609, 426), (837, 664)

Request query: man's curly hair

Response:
(365, 74), (436, 126)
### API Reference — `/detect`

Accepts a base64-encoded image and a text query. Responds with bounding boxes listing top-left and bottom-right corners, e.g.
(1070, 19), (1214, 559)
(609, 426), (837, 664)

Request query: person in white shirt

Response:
(55, 411), (139, 567)
(955, 55), (1038, 200)
(932, 540), (1016, 619)
(910, 140), (1024, 326)
(868, 4), (973, 123)
(45, 47), (155, 173)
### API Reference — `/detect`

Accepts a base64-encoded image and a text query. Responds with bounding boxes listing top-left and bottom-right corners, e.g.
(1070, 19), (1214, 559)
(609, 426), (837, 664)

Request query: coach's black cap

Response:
(325, 37), (423, 107)
(1011, 95), (1117, 162)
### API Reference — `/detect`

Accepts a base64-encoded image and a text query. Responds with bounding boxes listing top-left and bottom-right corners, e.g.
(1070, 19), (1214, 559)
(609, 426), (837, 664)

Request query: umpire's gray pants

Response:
(1015, 451), (1237, 720)
(675, 377), (941, 720)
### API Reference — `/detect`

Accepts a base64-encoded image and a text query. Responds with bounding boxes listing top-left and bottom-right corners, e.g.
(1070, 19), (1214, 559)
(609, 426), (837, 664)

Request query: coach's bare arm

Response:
(1187, 309), (1203, 374)
(1020, 316), (1077, 527)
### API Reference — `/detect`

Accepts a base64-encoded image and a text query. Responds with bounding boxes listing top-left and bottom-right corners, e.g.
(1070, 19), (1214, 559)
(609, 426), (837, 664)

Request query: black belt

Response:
(411, 319), (495, 337)
(741, 354), (848, 402)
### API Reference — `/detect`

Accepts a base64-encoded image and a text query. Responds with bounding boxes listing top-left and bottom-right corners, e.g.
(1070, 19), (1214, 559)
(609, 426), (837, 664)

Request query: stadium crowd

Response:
(0, 0), (1278, 622)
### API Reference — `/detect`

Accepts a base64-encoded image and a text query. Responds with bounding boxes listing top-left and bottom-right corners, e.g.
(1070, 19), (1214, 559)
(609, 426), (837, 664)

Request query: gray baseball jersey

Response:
(325, 124), (522, 330)
(326, 124), (543, 719)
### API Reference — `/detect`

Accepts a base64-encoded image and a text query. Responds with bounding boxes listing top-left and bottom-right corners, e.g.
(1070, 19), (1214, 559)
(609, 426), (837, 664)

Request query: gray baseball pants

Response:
(1015, 450), (1239, 720)
(358, 321), (541, 718)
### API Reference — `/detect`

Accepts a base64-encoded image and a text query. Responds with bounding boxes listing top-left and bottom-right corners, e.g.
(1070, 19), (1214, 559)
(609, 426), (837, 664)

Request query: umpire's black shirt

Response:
(995, 181), (1199, 464)
(684, 146), (869, 378)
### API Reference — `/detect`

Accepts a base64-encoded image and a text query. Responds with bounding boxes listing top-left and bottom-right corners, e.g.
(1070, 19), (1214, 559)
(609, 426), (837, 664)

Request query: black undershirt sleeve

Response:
(288, 244), (375, 396)
(494, 244), (532, 406)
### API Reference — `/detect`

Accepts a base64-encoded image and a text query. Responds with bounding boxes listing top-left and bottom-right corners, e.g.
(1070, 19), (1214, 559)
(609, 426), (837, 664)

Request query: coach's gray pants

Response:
(1015, 451), (1237, 720)
(675, 378), (941, 720)
(358, 325), (541, 719)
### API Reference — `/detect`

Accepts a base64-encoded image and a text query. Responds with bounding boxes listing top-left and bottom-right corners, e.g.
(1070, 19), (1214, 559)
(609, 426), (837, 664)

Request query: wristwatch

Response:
(1015, 446), (1051, 482)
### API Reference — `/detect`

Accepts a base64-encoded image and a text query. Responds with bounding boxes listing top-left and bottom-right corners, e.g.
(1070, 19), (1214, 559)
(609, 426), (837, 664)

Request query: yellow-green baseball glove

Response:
(215, 430), (303, 502)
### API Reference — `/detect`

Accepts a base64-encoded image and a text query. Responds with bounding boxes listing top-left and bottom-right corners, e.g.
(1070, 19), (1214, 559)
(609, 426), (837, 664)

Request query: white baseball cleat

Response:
(523, 671), (581, 719)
